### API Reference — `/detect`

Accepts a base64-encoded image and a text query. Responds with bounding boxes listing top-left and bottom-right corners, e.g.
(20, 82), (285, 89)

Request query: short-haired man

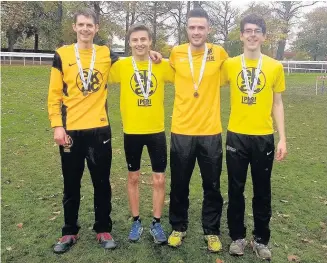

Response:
(48, 9), (162, 253)
(109, 24), (174, 244)
(167, 8), (228, 252)
(221, 14), (287, 260)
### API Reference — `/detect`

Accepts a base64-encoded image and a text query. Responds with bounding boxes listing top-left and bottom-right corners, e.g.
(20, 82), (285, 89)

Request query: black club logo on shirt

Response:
(130, 70), (158, 98)
(76, 68), (103, 94)
(237, 67), (266, 95)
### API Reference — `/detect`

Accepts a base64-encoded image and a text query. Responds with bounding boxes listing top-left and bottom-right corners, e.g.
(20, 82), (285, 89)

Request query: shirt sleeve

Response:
(109, 59), (121, 83)
(169, 47), (176, 70)
(220, 58), (230, 87)
(220, 47), (229, 63)
(48, 51), (64, 128)
(273, 63), (286, 92)
(163, 59), (175, 83)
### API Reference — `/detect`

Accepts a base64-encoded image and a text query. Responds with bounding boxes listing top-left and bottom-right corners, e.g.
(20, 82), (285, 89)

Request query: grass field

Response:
(1, 66), (327, 263)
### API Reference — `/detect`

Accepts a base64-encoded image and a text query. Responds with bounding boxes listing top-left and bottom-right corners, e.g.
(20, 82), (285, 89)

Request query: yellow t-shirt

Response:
(170, 43), (228, 135)
(48, 44), (118, 130)
(221, 55), (285, 135)
(109, 57), (174, 134)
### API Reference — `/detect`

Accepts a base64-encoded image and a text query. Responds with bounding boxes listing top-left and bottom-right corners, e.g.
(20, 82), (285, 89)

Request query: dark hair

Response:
(127, 23), (152, 41)
(73, 8), (98, 25)
(240, 14), (266, 34)
(187, 8), (209, 21)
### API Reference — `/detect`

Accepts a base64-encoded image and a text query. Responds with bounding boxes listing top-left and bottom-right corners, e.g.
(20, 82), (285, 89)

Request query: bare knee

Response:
(128, 171), (140, 186)
(153, 173), (165, 189)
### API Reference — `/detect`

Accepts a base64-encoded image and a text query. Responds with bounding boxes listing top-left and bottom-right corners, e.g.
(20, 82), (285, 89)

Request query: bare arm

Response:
(273, 92), (287, 161)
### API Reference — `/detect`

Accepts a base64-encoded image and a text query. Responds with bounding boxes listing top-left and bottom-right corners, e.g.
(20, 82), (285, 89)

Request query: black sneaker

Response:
(97, 232), (117, 249)
(53, 235), (78, 254)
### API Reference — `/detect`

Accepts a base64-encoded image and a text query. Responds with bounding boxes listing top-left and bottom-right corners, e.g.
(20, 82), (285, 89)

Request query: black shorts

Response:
(124, 132), (167, 173)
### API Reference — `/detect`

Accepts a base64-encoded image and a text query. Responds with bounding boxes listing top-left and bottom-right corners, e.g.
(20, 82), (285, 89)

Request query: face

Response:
(129, 30), (152, 57)
(187, 17), (210, 48)
(240, 23), (266, 52)
(73, 15), (99, 44)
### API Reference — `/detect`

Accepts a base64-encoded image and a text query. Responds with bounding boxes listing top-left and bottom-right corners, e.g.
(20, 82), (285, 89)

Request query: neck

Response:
(77, 41), (93, 50)
(244, 48), (261, 60)
(132, 54), (149, 61)
(190, 43), (206, 52)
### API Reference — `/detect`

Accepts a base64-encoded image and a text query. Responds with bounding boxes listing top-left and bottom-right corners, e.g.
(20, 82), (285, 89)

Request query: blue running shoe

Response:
(149, 222), (167, 244)
(128, 220), (143, 242)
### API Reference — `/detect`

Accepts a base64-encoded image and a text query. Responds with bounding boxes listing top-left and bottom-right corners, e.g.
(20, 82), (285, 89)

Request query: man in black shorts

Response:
(109, 24), (174, 244)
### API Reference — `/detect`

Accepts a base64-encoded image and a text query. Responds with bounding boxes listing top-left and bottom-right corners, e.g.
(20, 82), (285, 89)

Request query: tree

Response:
(293, 7), (327, 61)
(1, 2), (33, 51)
(202, 1), (239, 44)
(270, 1), (318, 60)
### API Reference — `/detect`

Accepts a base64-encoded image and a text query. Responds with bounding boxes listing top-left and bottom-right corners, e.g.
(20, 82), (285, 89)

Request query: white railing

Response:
(1, 52), (54, 65)
(281, 60), (327, 74)
(1, 52), (327, 73)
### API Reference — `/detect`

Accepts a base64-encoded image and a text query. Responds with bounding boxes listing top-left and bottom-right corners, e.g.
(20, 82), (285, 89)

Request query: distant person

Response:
(167, 8), (228, 253)
(109, 23), (174, 244)
(48, 8), (161, 254)
(221, 14), (287, 260)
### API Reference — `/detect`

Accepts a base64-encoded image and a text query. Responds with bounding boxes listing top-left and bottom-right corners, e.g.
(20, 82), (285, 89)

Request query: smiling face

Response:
(129, 30), (152, 59)
(240, 23), (266, 52)
(187, 17), (210, 49)
(73, 15), (99, 46)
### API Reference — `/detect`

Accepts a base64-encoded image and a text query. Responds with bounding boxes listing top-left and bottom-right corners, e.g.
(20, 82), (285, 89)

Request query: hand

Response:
(54, 127), (69, 146)
(149, 50), (162, 64)
(275, 139), (287, 161)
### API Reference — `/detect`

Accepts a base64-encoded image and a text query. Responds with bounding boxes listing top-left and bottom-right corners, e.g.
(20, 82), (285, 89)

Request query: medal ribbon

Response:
(241, 53), (263, 98)
(131, 57), (152, 100)
(74, 43), (96, 94)
(188, 44), (208, 94)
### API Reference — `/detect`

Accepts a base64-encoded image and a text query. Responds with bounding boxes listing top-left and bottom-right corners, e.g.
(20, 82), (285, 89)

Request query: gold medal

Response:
(83, 90), (88, 96)
(144, 99), (149, 106)
(248, 100), (253, 106)
(194, 91), (199, 98)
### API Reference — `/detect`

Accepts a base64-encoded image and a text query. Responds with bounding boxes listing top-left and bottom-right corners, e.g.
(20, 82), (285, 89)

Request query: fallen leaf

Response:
(280, 200), (289, 203)
(320, 222), (326, 229)
(53, 211), (61, 215)
(141, 180), (146, 184)
(301, 238), (314, 244)
(141, 172), (146, 175)
(17, 223), (23, 229)
(49, 216), (57, 221)
(80, 196), (84, 201)
(322, 245), (327, 249)
(6, 246), (12, 251)
(287, 255), (300, 262)
(216, 259), (224, 263)
(164, 199), (170, 204)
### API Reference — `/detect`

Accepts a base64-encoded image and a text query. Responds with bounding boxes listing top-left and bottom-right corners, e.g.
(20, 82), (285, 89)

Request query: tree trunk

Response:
(187, 1), (191, 12)
(7, 27), (16, 52)
(152, 2), (157, 48)
(34, 33), (39, 52)
(275, 39), (286, 60)
(124, 3), (130, 56)
(178, 4), (182, 44)
(57, 1), (64, 46)
(93, 1), (101, 23)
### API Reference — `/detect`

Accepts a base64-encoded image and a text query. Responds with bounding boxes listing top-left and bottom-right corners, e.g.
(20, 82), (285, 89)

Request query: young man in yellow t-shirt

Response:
(221, 14), (287, 260)
(167, 8), (228, 252)
(48, 10), (162, 253)
(109, 24), (174, 244)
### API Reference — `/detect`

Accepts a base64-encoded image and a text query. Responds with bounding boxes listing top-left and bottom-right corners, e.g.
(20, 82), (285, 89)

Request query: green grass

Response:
(2, 66), (327, 263)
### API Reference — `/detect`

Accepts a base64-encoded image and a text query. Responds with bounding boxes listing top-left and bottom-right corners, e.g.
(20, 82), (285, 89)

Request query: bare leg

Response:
(152, 172), (165, 218)
(128, 170), (140, 217)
